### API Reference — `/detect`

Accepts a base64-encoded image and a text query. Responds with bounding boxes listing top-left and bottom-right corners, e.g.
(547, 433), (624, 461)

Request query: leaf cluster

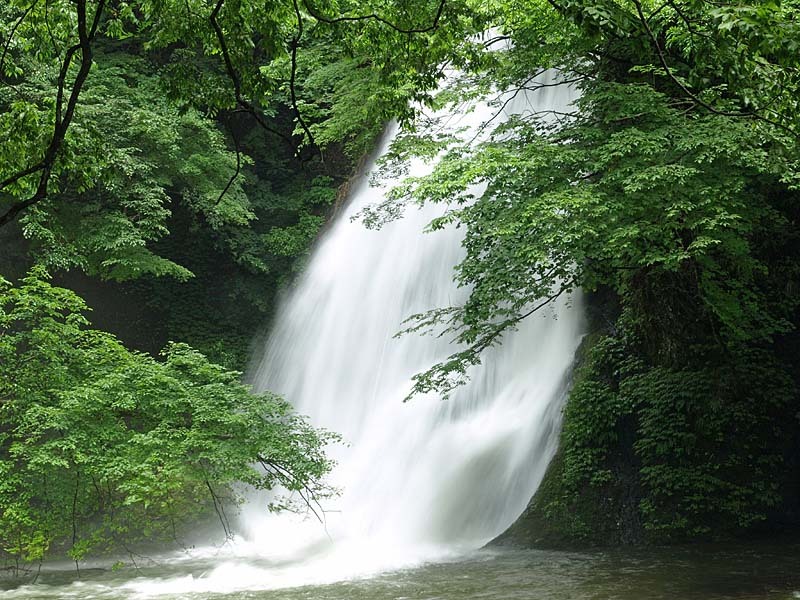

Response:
(0, 269), (336, 565)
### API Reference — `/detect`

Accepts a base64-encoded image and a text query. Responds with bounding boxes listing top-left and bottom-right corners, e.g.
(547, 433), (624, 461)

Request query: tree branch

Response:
(0, 0), (107, 228)
(290, 0), (317, 152)
(257, 456), (328, 525)
(300, 0), (446, 34)
(214, 114), (241, 206)
(630, 0), (798, 139)
(204, 479), (233, 540)
(0, 0), (40, 76)
(208, 0), (295, 146)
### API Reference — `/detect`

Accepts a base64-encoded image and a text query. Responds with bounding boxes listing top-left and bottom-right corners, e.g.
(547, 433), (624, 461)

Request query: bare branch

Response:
(257, 456), (328, 525)
(204, 479), (233, 540)
(290, 0), (317, 152)
(214, 114), (241, 206)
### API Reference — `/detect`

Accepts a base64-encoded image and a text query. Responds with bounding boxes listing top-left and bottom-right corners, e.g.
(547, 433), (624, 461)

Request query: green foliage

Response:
(3, 0), (436, 367)
(632, 352), (792, 536)
(1, 48), (253, 279)
(544, 325), (796, 542)
(352, 0), (800, 540)
(2, 0), (478, 368)
(0, 269), (336, 565)
(394, 78), (796, 398)
(3, 0), (800, 549)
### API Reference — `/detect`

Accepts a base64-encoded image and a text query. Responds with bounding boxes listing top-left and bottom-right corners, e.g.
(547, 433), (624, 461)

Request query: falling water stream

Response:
(234, 71), (585, 581)
(5, 75), (800, 600)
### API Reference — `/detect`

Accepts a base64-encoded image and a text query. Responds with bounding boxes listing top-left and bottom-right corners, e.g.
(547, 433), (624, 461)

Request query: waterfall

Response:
(245, 73), (582, 568)
(126, 73), (584, 595)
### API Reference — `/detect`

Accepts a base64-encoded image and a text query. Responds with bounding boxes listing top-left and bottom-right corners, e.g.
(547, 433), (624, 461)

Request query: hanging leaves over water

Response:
(2, 0), (800, 552)
(354, 0), (800, 538)
(0, 269), (337, 565)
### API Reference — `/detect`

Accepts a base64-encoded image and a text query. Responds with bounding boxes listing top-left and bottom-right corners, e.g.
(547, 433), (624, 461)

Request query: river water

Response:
(3, 542), (800, 599)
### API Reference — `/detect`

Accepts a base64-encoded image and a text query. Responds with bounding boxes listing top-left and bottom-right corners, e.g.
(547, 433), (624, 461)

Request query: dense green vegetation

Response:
(1, 0), (799, 568)
(378, 0), (800, 542)
(0, 0), (432, 569)
(0, 0), (408, 366)
(0, 269), (336, 565)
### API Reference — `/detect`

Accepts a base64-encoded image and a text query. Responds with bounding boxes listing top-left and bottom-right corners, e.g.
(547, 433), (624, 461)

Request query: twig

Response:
(71, 470), (80, 577)
(0, 0), (40, 76)
(208, 0), (295, 147)
(214, 114), (241, 206)
(204, 479), (232, 540)
(290, 0), (318, 152)
(257, 456), (328, 526)
(300, 0), (447, 34)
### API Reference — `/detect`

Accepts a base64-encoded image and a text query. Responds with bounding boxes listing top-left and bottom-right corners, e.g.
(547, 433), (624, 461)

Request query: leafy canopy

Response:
(0, 269), (337, 564)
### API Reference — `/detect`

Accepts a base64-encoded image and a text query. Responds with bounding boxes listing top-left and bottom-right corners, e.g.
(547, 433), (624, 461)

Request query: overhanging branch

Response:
(300, 0), (446, 34)
(0, 0), (107, 228)
(290, 0), (317, 152)
(209, 0), (296, 147)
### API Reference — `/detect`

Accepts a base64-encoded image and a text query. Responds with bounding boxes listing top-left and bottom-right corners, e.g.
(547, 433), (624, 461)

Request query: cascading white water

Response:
(123, 73), (585, 596)
(241, 73), (584, 569)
